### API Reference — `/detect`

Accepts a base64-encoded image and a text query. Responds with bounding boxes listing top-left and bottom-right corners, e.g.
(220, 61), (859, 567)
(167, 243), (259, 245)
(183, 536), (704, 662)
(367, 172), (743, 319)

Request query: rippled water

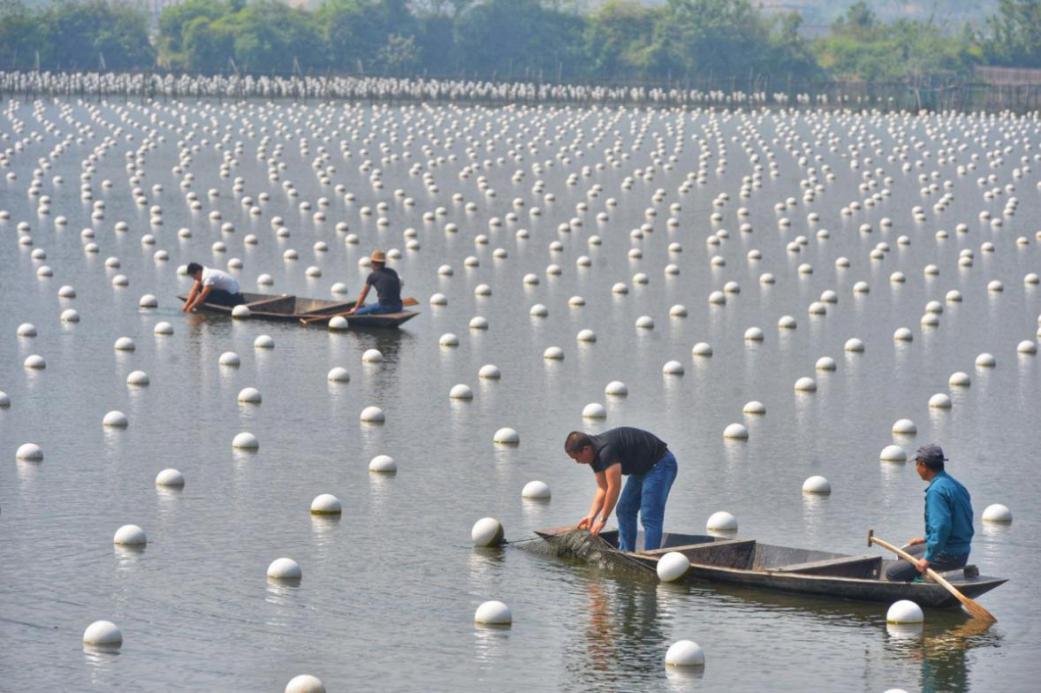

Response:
(1, 99), (1039, 692)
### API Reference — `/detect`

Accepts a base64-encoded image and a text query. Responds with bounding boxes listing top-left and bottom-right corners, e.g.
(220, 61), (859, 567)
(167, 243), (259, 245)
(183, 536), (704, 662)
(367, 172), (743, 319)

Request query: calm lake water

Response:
(1, 98), (1039, 692)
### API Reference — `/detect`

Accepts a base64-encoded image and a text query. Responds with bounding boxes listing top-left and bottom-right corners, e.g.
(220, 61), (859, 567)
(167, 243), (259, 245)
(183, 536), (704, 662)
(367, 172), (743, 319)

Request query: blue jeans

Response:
(616, 452), (677, 552)
(353, 302), (402, 316)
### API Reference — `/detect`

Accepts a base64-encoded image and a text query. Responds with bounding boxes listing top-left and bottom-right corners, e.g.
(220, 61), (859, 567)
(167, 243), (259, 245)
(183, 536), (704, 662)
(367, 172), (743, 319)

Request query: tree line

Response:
(3, 0), (1041, 85)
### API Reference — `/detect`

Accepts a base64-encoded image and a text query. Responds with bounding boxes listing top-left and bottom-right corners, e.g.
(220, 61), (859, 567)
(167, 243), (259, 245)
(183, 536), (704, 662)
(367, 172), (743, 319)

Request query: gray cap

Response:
(914, 444), (947, 466)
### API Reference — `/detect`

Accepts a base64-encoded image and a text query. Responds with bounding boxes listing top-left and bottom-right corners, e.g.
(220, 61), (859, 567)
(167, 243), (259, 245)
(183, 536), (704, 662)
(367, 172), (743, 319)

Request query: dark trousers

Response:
(206, 289), (245, 307)
(883, 543), (968, 582)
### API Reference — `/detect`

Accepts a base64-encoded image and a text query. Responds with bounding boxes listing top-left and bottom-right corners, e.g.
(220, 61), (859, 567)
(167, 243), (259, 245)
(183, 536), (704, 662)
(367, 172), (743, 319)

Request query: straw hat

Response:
(370, 249), (386, 264)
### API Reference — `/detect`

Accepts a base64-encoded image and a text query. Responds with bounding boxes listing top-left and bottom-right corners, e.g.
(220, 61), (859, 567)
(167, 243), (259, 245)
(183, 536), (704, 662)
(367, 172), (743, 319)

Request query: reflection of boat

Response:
(178, 292), (418, 328)
(536, 527), (1007, 608)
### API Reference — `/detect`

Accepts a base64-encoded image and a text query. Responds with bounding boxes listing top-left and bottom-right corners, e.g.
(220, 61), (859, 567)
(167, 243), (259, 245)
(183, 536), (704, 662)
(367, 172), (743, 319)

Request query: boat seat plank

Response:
(642, 538), (752, 557)
(298, 301), (355, 316)
(772, 555), (882, 578)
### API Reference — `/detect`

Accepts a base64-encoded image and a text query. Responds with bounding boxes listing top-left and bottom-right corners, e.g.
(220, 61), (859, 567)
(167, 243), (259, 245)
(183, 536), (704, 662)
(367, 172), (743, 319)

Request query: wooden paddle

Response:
(299, 296), (418, 325)
(868, 529), (996, 622)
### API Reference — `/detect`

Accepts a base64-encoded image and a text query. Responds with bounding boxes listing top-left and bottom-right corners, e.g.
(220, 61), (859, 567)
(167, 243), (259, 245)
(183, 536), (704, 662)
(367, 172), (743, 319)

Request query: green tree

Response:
(984, 0), (1041, 66)
(157, 0), (230, 69)
(0, 0), (43, 70)
(584, 0), (659, 79)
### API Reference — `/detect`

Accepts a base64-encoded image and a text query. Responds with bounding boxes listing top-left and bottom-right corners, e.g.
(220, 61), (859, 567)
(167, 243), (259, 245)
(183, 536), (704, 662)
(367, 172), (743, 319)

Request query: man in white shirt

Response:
(182, 262), (245, 311)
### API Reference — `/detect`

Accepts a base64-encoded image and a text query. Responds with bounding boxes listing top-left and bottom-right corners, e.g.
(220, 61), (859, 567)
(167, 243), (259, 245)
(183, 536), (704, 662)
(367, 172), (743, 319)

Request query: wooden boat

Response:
(536, 527), (1006, 608)
(178, 292), (419, 328)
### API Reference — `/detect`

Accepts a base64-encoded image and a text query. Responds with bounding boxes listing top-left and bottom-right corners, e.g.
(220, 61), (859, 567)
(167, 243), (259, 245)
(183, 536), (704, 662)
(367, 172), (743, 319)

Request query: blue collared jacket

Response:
(924, 471), (974, 561)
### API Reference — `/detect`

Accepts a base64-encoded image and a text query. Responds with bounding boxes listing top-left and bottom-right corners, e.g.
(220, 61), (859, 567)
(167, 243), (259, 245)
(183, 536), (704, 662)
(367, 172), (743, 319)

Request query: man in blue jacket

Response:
(885, 444), (975, 581)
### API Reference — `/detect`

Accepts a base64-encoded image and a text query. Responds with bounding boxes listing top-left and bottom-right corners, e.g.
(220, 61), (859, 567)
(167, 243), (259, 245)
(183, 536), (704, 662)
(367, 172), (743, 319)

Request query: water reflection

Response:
(886, 617), (999, 693)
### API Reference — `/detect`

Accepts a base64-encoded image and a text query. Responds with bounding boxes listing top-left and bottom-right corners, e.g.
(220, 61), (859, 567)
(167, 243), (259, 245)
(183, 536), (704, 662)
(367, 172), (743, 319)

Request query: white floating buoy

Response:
(635, 315), (655, 329)
(24, 354), (46, 370)
(893, 327), (913, 342)
(892, 419), (917, 435)
(1018, 341), (1037, 354)
(662, 360), (685, 376)
(362, 349), (384, 363)
(605, 381), (628, 397)
(975, 353), (996, 368)
(802, 476), (831, 495)
(360, 406), (385, 423)
(450, 384), (474, 400)
(326, 367), (350, 384)
(582, 402), (607, 419)
(723, 423), (748, 440)
(328, 316), (348, 331)
(83, 620), (122, 650)
(103, 411), (128, 428)
(928, 393), (952, 409)
(60, 308), (80, 323)
(285, 674), (326, 693)
(577, 329), (597, 342)
(429, 292), (447, 305)
(139, 294), (158, 309)
(16, 443), (43, 461)
(479, 364), (501, 380)
(494, 427), (520, 445)
(439, 333), (459, 348)
(707, 511), (738, 532)
(880, 445), (907, 463)
(665, 640), (705, 668)
(114, 337), (136, 352)
(126, 370), (150, 387)
(155, 468), (185, 488)
(17, 323), (37, 338)
(949, 371), (971, 387)
(815, 356), (836, 371)
(310, 494), (342, 515)
(219, 351), (240, 367)
(743, 401), (766, 415)
(153, 321), (174, 336)
(522, 480), (551, 500)
(887, 600), (924, 624)
(233, 432), (259, 450)
(237, 387), (262, 404)
(267, 557), (302, 581)
(369, 454), (397, 473)
(113, 524), (147, 546)
(744, 327), (764, 342)
(471, 517), (504, 547)
(231, 304), (251, 319)
(254, 335), (275, 349)
(474, 600), (511, 626)
(0, 392), (10, 408)
(794, 377), (817, 392)
(982, 504), (1012, 524)
(470, 316), (489, 330)
(692, 342), (713, 357)
(655, 552), (690, 582)
(844, 338), (865, 352)
(544, 346), (564, 360)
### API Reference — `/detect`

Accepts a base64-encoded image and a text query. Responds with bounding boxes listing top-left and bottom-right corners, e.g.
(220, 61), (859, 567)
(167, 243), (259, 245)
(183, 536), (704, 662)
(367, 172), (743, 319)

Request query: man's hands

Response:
(577, 515), (607, 536)
(915, 557), (930, 573)
(907, 537), (925, 546)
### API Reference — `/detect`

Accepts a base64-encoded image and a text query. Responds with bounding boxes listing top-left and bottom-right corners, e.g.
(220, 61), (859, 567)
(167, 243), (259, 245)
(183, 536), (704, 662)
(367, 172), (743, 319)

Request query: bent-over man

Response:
(564, 426), (678, 552)
(182, 262), (245, 312)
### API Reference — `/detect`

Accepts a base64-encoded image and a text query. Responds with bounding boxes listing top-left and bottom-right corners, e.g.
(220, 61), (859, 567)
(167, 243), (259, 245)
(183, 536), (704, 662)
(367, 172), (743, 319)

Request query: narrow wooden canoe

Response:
(536, 526), (1006, 608)
(178, 292), (419, 329)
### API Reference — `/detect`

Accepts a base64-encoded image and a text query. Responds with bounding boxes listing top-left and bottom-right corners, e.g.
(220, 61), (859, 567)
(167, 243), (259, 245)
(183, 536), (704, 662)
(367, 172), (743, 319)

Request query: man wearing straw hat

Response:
(347, 249), (403, 315)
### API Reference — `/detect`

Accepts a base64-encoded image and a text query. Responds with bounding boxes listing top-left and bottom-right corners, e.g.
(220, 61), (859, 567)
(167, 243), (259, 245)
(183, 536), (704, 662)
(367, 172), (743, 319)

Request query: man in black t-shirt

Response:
(564, 427), (678, 552)
(347, 249), (403, 316)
